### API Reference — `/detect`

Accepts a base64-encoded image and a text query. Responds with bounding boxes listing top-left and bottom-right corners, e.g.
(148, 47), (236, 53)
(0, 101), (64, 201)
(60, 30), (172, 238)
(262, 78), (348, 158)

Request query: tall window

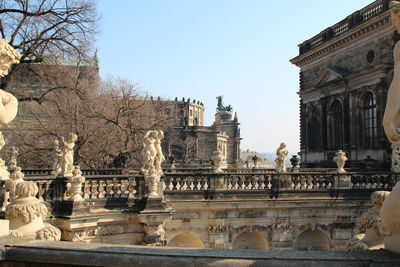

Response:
(364, 93), (377, 147)
(329, 100), (343, 149)
(308, 107), (319, 151)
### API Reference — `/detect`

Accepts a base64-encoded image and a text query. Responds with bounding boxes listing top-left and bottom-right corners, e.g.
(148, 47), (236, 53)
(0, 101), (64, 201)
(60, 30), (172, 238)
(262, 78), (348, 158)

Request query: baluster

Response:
(128, 177), (137, 198)
(137, 179), (145, 198)
(164, 176), (171, 190)
(106, 180), (114, 197)
(90, 180), (98, 199)
(44, 182), (51, 201)
(250, 176), (258, 190)
(192, 177), (199, 190)
(113, 178), (121, 198)
(98, 180), (106, 198)
(307, 176), (313, 189)
(231, 176), (239, 190)
(180, 177), (187, 190)
(199, 177), (206, 190)
(83, 181), (90, 199)
(172, 176), (178, 190)
(239, 176), (245, 190)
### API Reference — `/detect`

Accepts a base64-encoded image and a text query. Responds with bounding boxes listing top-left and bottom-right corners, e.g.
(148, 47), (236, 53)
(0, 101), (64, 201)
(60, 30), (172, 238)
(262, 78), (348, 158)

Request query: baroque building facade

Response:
(163, 97), (241, 168)
(291, 0), (394, 169)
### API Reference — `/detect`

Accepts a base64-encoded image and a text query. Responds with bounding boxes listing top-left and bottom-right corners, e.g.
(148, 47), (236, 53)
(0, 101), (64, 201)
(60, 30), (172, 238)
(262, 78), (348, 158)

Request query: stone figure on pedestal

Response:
(61, 133), (78, 177)
(275, 142), (288, 173)
(52, 139), (63, 175)
(8, 146), (18, 171)
(141, 130), (165, 198)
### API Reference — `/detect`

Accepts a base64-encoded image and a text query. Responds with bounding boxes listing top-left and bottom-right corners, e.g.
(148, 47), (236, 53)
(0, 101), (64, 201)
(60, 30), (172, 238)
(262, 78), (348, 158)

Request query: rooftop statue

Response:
(216, 95), (232, 113)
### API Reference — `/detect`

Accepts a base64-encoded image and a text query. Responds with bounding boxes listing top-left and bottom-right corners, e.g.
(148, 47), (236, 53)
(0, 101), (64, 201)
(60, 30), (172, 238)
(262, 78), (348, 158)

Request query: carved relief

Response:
(208, 225), (231, 234)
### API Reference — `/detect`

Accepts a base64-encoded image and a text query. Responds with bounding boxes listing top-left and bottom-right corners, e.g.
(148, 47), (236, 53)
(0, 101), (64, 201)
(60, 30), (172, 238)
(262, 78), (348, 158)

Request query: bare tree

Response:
(9, 77), (175, 169)
(0, 0), (99, 95)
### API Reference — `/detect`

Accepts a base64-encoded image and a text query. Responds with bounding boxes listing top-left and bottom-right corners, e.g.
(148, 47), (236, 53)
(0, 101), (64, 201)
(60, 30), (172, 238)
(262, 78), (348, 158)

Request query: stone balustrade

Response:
(299, 0), (389, 55)
(0, 170), (397, 212)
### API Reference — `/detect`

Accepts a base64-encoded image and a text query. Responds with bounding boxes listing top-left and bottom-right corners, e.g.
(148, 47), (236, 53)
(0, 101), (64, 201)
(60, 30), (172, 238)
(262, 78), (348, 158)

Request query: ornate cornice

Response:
(291, 11), (391, 68)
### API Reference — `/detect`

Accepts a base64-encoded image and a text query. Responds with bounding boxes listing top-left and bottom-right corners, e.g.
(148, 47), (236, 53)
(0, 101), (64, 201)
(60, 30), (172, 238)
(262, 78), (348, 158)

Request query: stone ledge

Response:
(1, 239), (400, 267)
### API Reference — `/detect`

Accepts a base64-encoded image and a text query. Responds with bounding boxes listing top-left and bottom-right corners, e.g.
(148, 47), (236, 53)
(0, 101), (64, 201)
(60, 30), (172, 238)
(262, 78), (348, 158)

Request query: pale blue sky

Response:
(96, 0), (373, 153)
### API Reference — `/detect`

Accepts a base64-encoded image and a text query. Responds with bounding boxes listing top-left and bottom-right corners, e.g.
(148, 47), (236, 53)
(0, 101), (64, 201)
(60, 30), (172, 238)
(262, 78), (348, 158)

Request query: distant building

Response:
(164, 96), (241, 168)
(240, 149), (274, 168)
(291, 0), (393, 169)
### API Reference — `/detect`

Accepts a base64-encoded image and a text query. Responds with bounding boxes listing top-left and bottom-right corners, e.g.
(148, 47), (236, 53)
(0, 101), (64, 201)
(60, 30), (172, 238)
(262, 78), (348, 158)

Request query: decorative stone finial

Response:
(211, 150), (224, 173)
(333, 149), (347, 173)
(67, 165), (85, 202)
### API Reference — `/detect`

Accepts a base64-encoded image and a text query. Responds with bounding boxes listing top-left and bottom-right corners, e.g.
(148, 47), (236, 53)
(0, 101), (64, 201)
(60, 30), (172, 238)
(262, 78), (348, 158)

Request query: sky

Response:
(95, 0), (373, 153)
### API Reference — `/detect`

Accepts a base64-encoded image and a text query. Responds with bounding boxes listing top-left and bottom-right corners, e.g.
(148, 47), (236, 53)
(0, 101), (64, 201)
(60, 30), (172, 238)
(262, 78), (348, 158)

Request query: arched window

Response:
(329, 100), (343, 149)
(307, 107), (319, 151)
(364, 93), (377, 147)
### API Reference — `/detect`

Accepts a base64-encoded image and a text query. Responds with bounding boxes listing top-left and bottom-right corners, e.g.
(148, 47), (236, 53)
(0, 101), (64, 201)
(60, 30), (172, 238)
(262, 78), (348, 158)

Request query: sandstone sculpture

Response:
(141, 130), (165, 198)
(379, 1), (400, 255)
(52, 139), (63, 175)
(61, 133), (78, 177)
(0, 39), (20, 181)
(211, 149), (224, 173)
(275, 143), (288, 172)
(5, 181), (61, 240)
(347, 191), (390, 251)
(333, 150), (347, 173)
(384, 1), (400, 147)
(8, 146), (18, 171)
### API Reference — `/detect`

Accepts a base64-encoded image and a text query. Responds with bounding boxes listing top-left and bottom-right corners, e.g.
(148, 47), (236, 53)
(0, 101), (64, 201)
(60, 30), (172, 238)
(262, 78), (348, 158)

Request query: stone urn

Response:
(5, 181), (61, 240)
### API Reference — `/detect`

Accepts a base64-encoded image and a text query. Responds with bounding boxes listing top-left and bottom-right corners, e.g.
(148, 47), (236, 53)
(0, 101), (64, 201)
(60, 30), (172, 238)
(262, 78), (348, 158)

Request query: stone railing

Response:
(23, 168), (124, 177)
(299, 0), (389, 55)
(163, 171), (397, 192)
(2, 174), (145, 211)
(1, 170), (397, 212)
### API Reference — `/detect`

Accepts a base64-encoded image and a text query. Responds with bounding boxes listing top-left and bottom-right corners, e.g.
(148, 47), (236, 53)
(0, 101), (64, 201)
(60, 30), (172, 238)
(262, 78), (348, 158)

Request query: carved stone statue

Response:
(8, 146), (18, 171)
(384, 1), (400, 148)
(379, 2), (400, 254)
(211, 149), (224, 173)
(391, 143), (400, 172)
(275, 142), (288, 172)
(5, 181), (61, 240)
(61, 133), (78, 177)
(0, 40), (20, 184)
(347, 191), (390, 251)
(333, 149), (347, 173)
(141, 130), (165, 198)
(52, 139), (63, 175)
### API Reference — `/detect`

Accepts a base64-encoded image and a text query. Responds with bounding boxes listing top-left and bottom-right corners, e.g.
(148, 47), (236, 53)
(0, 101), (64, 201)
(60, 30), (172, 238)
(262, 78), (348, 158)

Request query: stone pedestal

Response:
(139, 198), (173, 246)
